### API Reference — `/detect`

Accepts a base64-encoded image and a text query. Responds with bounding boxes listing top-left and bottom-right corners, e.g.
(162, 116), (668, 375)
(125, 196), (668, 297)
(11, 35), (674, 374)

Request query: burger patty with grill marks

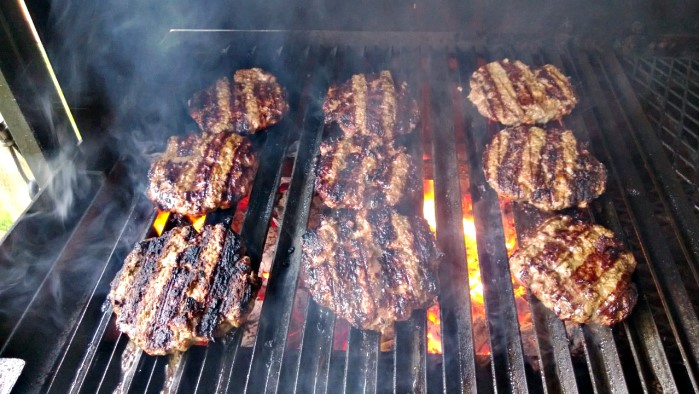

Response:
(468, 59), (577, 125)
(109, 223), (260, 355)
(314, 134), (419, 209)
(510, 215), (637, 325)
(323, 70), (419, 142)
(189, 68), (289, 135)
(483, 125), (607, 211)
(147, 132), (257, 216)
(302, 209), (440, 332)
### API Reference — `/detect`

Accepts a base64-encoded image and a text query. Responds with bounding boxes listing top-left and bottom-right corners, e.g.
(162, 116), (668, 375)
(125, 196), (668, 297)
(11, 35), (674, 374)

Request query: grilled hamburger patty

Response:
(483, 125), (607, 211)
(189, 68), (289, 135)
(323, 70), (419, 141)
(147, 132), (257, 216)
(109, 223), (260, 355)
(302, 209), (440, 331)
(315, 135), (418, 209)
(468, 59), (577, 125)
(510, 216), (637, 325)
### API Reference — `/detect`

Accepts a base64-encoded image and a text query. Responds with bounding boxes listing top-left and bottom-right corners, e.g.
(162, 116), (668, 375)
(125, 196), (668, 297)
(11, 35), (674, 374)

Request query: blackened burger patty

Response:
(302, 209), (440, 332)
(510, 215), (637, 325)
(109, 223), (260, 355)
(147, 131), (257, 216)
(468, 59), (577, 125)
(483, 125), (607, 211)
(189, 68), (289, 135)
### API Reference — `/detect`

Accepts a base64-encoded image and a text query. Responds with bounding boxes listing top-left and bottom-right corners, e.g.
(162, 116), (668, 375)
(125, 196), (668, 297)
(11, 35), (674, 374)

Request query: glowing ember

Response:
(186, 214), (206, 232)
(153, 210), (170, 236)
(423, 180), (527, 355)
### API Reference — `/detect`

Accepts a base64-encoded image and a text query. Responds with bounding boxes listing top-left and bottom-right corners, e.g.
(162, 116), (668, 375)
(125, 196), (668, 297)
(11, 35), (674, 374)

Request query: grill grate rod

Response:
(240, 45), (329, 394)
(425, 48), (479, 394)
(569, 46), (699, 391)
(601, 52), (699, 288)
(543, 47), (677, 393)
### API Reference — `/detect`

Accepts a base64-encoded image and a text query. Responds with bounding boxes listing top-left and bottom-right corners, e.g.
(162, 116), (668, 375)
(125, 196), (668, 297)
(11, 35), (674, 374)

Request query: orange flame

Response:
(423, 180), (525, 355)
(186, 214), (206, 233)
(153, 210), (170, 236)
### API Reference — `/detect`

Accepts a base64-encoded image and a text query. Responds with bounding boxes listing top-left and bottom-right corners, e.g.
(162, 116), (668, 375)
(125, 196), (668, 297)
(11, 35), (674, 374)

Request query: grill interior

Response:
(1, 35), (699, 393)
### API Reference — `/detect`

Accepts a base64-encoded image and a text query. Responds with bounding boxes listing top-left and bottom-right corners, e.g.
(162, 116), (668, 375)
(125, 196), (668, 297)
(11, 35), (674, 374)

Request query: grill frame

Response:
(0, 33), (697, 393)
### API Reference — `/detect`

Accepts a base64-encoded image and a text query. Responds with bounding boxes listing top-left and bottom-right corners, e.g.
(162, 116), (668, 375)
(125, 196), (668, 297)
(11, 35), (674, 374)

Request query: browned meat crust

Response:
(188, 68), (289, 135)
(510, 215), (637, 325)
(147, 132), (257, 216)
(314, 135), (419, 209)
(323, 70), (419, 141)
(468, 59), (577, 125)
(483, 125), (607, 211)
(109, 223), (260, 355)
(302, 209), (440, 332)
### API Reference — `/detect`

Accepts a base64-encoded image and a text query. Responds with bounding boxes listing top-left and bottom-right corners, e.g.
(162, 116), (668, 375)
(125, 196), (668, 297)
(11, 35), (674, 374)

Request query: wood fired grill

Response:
(1, 37), (698, 393)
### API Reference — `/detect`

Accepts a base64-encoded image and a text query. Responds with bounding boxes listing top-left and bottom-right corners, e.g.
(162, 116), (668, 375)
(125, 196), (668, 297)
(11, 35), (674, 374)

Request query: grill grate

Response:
(623, 56), (699, 215)
(1, 38), (698, 393)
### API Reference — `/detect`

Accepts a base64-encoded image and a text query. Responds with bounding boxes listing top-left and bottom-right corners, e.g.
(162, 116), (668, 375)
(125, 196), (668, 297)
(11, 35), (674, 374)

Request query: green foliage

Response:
(0, 212), (13, 232)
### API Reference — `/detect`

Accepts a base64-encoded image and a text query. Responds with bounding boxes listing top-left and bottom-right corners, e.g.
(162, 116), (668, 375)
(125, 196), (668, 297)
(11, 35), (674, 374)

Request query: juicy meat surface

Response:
(109, 223), (260, 355)
(468, 59), (577, 125)
(147, 132), (257, 216)
(323, 70), (419, 141)
(189, 68), (289, 135)
(314, 134), (418, 209)
(510, 215), (637, 325)
(302, 209), (440, 332)
(483, 125), (607, 211)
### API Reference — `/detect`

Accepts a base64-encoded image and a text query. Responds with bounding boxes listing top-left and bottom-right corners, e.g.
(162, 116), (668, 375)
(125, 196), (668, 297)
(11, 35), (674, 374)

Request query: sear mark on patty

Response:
(509, 215), (637, 325)
(108, 223), (260, 355)
(189, 68), (289, 135)
(147, 131), (258, 216)
(302, 209), (440, 332)
(483, 125), (607, 211)
(467, 59), (577, 125)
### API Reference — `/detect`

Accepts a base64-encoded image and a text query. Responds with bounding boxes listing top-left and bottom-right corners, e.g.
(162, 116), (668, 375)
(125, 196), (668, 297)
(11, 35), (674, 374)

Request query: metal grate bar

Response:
(392, 46), (428, 394)
(240, 45), (329, 394)
(542, 48), (679, 394)
(278, 44), (344, 394)
(424, 47), (477, 394)
(570, 48), (699, 391)
(343, 328), (380, 394)
(600, 52), (699, 280)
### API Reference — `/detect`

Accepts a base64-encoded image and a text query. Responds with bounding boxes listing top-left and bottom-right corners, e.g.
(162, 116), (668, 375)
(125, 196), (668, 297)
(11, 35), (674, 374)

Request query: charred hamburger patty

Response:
(483, 125), (607, 211)
(109, 223), (260, 355)
(314, 134), (418, 209)
(189, 68), (289, 135)
(323, 70), (419, 141)
(147, 131), (257, 216)
(510, 216), (637, 325)
(302, 209), (440, 332)
(468, 59), (577, 125)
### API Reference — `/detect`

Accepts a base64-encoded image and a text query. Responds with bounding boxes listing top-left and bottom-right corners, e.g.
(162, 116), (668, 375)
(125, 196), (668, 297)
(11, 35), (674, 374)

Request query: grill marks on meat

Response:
(147, 132), (257, 215)
(302, 210), (440, 331)
(109, 224), (260, 355)
(510, 216), (637, 325)
(468, 59), (577, 125)
(483, 125), (607, 211)
(323, 70), (419, 142)
(188, 68), (289, 135)
(315, 135), (418, 209)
